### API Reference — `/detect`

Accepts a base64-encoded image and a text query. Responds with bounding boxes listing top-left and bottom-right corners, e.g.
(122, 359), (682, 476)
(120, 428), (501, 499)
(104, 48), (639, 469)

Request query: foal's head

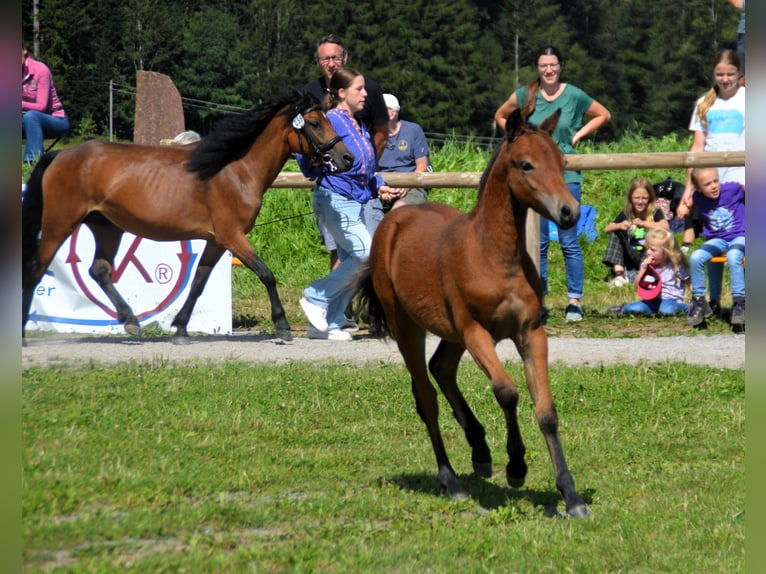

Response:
(499, 109), (579, 230)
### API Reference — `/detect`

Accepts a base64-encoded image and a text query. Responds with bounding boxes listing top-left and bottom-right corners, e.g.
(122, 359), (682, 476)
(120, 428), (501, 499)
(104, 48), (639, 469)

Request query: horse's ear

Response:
(505, 109), (525, 142)
(539, 108), (561, 135)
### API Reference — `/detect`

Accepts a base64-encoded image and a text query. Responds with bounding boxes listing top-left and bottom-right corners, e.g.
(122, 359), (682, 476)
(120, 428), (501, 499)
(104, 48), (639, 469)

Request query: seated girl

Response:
(606, 228), (690, 316)
(602, 177), (669, 286)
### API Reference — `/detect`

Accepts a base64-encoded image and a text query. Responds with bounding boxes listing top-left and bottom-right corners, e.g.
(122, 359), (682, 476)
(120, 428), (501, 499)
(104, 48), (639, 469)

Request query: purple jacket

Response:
(297, 108), (386, 203)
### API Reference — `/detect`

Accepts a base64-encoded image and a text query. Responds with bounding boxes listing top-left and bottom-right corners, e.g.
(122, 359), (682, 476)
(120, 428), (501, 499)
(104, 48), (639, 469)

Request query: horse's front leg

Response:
(464, 326), (528, 489)
(87, 217), (141, 337)
(429, 340), (493, 477)
(518, 326), (589, 518)
(229, 237), (291, 342)
(170, 242), (225, 344)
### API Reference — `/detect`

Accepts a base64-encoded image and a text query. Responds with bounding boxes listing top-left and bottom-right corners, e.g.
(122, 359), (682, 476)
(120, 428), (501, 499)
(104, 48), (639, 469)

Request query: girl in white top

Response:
(677, 49), (744, 310)
(682, 49), (745, 202)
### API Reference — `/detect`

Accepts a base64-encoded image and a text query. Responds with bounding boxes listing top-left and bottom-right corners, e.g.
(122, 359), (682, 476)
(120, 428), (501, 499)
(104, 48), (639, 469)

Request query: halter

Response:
(291, 107), (343, 174)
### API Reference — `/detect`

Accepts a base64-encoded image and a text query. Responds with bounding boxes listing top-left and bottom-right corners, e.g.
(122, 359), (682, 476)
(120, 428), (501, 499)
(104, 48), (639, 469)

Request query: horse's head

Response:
(289, 93), (354, 174)
(502, 109), (579, 229)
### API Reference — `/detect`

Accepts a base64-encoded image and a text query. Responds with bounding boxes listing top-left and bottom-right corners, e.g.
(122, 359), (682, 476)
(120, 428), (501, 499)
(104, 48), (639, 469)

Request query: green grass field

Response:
(23, 361), (743, 572)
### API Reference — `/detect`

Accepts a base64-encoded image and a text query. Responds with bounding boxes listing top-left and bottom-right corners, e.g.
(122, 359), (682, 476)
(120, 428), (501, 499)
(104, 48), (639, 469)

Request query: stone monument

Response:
(133, 70), (185, 145)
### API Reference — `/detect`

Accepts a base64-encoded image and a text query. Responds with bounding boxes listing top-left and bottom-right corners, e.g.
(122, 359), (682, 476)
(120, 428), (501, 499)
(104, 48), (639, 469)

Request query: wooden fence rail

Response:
(271, 151), (744, 188)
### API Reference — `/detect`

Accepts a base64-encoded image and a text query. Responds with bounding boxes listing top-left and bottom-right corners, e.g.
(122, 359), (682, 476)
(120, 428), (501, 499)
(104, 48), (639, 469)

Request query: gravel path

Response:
(22, 330), (745, 370)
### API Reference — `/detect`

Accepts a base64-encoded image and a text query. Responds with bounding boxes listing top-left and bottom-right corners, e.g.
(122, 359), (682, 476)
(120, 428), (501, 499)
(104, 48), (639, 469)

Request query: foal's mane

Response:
(187, 90), (320, 180)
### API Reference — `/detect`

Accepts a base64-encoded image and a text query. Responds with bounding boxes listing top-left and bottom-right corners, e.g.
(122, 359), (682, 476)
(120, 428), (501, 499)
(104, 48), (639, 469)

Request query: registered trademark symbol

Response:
(155, 263), (174, 284)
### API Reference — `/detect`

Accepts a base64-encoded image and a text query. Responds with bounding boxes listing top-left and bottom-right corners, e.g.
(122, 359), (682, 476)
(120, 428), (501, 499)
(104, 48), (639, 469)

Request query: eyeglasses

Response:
(537, 63), (561, 71)
(318, 55), (344, 65)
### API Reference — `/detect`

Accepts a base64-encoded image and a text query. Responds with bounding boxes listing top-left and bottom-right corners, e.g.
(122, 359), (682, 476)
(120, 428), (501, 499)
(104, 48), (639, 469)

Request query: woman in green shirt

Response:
(494, 45), (611, 323)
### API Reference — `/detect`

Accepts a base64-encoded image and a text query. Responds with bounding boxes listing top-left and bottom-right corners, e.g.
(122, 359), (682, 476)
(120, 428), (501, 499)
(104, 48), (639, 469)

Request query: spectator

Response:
(494, 45), (611, 322)
(727, 0), (745, 85)
(377, 93), (430, 210)
(684, 167), (745, 327)
(303, 34), (388, 266)
(22, 43), (70, 164)
(677, 49), (744, 315)
(295, 67), (398, 341)
(602, 177), (669, 287)
(606, 228), (690, 317)
(303, 34), (389, 330)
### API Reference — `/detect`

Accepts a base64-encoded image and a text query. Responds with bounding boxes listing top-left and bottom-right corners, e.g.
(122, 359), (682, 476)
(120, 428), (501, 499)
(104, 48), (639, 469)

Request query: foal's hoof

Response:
(472, 460), (493, 478)
(172, 335), (192, 346)
(124, 323), (142, 337)
(567, 504), (590, 519)
(438, 468), (466, 499)
(506, 461), (528, 488)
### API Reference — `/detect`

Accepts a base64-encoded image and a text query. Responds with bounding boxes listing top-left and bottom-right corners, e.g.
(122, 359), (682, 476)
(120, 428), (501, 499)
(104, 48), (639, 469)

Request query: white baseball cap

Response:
(383, 93), (400, 111)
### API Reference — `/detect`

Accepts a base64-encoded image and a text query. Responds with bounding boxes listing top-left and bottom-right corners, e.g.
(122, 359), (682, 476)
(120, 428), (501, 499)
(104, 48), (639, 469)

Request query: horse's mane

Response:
(476, 141), (504, 199)
(187, 90), (319, 180)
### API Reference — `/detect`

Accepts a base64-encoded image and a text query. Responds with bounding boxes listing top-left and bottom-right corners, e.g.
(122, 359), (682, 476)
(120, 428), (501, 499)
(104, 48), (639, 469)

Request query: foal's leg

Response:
(429, 340), (493, 477)
(462, 325), (528, 488)
(516, 325), (589, 518)
(170, 241), (225, 344)
(396, 325), (465, 498)
(227, 236), (291, 341)
(86, 215), (141, 336)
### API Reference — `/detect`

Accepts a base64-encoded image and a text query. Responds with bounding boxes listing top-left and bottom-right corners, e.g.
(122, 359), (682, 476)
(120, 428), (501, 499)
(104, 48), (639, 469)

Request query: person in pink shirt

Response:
(22, 44), (69, 163)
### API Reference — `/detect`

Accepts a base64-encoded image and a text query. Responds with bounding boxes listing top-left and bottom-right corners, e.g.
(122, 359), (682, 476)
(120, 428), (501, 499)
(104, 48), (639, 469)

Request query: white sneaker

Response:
(307, 324), (352, 341)
(327, 329), (352, 341)
(300, 298), (328, 331)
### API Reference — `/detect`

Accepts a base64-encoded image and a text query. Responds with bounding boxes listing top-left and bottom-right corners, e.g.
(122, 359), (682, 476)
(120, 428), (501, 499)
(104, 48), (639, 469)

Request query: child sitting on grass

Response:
(602, 177), (669, 287)
(606, 228), (690, 316)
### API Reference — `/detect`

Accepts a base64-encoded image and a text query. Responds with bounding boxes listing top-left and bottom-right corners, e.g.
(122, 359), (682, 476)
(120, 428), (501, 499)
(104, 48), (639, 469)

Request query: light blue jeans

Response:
(539, 182), (584, 299)
(317, 196), (383, 251)
(22, 111), (70, 163)
(689, 236), (746, 299)
(623, 299), (689, 316)
(304, 185), (372, 330)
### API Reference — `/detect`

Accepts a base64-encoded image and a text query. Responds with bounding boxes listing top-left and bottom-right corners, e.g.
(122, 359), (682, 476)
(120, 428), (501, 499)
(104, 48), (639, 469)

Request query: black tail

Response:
(353, 261), (391, 339)
(22, 151), (59, 285)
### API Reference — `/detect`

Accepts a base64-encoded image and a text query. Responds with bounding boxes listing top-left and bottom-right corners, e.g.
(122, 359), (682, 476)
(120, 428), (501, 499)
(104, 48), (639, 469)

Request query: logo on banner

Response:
(30, 225), (201, 329)
(65, 225), (198, 320)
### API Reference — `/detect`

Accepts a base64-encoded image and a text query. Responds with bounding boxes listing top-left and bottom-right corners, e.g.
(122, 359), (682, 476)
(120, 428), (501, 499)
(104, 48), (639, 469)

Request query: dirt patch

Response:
(22, 329), (745, 370)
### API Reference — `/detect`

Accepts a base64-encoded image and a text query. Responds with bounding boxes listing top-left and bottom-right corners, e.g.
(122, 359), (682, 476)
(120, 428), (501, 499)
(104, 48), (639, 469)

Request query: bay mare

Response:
(22, 91), (353, 344)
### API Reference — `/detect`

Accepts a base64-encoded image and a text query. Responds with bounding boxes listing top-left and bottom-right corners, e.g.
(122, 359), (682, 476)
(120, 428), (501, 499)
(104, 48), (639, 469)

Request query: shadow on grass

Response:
(389, 471), (595, 514)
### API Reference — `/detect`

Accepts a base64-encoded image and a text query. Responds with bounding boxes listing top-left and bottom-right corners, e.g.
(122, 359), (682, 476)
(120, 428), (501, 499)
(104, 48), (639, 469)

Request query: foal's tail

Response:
(22, 152), (59, 282)
(353, 262), (391, 339)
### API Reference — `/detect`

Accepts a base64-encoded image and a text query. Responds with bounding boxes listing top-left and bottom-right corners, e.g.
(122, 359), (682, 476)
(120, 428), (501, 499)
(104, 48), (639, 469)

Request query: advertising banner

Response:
(26, 225), (232, 335)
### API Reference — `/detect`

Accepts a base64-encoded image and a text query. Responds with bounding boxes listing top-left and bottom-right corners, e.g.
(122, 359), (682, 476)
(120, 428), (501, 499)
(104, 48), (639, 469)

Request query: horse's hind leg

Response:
(229, 239), (291, 341)
(397, 327), (465, 498)
(429, 341), (493, 477)
(518, 326), (589, 518)
(86, 216), (141, 336)
(170, 241), (225, 344)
